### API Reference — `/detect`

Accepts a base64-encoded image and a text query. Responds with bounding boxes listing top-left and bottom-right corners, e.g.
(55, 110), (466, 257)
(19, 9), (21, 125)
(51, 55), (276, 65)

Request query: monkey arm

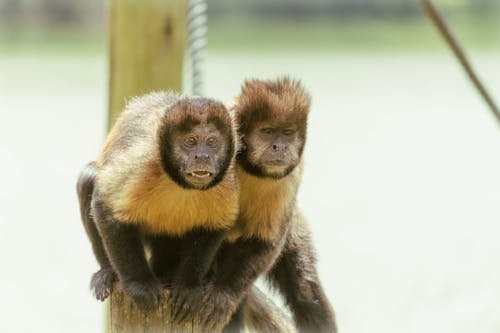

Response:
(192, 237), (281, 330)
(77, 162), (117, 301)
(215, 238), (277, 294)
(92, 198), (161, 311)
(268, 244), (336, 333)
(77, 162), (111, 269)
(173, 228), (226, 287)
(267, 217), (337, 333)
(168, 228), (228, 322)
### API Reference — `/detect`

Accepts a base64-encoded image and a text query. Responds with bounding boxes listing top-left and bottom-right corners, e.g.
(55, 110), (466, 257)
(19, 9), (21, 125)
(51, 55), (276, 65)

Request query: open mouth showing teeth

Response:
(189, 171), (212, 178)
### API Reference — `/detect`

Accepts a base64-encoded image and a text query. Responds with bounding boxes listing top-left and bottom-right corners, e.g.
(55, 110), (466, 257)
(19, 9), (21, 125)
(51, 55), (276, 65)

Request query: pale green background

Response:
(0, 1), (499, 332)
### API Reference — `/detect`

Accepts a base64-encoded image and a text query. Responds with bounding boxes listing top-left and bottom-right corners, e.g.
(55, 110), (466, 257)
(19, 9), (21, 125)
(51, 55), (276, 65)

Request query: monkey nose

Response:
(195, 153), (210, 160)
(272, 144), (287, 151)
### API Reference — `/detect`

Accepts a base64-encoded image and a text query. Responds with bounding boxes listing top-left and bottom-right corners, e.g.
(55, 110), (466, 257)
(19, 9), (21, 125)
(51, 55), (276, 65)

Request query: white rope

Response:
(186, 0), (208, 96)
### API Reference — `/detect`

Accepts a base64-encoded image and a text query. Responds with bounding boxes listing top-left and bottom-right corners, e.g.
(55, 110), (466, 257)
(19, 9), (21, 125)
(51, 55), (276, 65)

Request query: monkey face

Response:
(158, 97), (235, 190)
(233, 76), (310, 179)
(176, 124), (227, 188)
(165, 124), (230, 190)
(241, 122), (303, 179)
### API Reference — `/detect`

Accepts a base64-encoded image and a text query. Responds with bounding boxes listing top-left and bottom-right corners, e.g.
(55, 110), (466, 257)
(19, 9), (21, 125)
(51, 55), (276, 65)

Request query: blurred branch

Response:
(419, 0), (500, 127)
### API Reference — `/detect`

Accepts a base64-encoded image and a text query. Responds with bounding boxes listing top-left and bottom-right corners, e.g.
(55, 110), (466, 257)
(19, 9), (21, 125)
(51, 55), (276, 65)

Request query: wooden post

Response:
(105, 0), (199, 331)
(108, 285), (212, 333)
(107, 0), (186, 130)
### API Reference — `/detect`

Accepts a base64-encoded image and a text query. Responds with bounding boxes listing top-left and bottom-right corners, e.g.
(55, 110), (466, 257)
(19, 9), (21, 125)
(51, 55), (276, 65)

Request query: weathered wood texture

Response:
(107, 0), (186, 130)
(106, 0), (189, 331)
(108, 285), (222, 333)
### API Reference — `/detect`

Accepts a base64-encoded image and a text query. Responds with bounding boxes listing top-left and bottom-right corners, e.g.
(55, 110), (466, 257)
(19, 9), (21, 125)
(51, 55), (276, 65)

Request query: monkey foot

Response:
(90, 268), (116, 301)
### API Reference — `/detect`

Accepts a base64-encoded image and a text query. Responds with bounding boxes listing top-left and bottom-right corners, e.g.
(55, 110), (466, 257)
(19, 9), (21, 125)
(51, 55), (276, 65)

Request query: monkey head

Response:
(234, 77), (311, 179)
(158, 97), (235, 190)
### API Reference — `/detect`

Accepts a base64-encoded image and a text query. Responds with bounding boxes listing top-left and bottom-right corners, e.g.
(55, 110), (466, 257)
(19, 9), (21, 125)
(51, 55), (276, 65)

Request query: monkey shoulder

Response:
(94, 92), (185, 204)
(96, 92), (180, 169)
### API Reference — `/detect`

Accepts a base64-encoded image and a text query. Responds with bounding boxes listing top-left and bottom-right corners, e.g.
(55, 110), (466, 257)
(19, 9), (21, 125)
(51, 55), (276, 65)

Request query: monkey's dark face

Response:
(160, 122), (233, 190)
(158, 97), (235, 190)
(172, 124), (227, 189)
(240, 122), (303, 179)
(233, 76), (310, 179)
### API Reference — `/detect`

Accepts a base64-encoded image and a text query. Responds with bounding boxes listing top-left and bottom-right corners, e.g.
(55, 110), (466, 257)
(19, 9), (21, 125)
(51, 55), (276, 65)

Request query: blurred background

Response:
(0, 0), (499, 332)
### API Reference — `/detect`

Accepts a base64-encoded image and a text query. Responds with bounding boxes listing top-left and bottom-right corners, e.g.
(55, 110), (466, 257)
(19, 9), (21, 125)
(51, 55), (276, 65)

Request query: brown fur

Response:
(234, 76), (311, 138)
(79, 91), (243, 313)
(218, 77), (337, 333)
(244, 286), (297, 333)
(226, 163), (302, 242)
(95, 91), (239, 235)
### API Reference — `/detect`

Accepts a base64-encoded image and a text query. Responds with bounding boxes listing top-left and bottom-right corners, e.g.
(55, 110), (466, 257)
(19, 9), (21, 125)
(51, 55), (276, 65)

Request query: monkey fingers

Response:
(90, 268), (117, 301)
(197, 287), (239, 330)
(122, 278), (162, 311)
(168, 286), (204, 323)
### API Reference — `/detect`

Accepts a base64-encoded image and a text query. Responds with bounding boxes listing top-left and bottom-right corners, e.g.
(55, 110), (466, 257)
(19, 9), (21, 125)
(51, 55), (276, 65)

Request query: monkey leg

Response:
(200, 238), (281, 331)
(92, 196), (161, 311)
(167, 228), (228, 323)
(267, 244), (337, 333)
(77, 162), (116, 300)
(147, 234), (183, 287)
(221, 295), (246, 333)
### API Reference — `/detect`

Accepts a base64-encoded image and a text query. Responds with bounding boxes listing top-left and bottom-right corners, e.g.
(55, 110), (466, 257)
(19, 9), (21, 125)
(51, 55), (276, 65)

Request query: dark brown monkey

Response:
(186, 77), (337, 333)
(76, 91), (239, 312)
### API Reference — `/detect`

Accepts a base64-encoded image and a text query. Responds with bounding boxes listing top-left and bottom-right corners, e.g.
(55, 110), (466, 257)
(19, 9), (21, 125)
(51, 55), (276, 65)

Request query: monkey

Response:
(78, 163), (297, 333)
(179, 77), (337, 333)
(76, 91), (240, 312)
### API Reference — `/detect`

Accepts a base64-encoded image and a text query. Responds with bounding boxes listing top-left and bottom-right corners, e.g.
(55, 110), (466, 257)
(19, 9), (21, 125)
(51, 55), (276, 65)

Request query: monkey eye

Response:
(184, 136), (197, 146)
(282, 129), (295, 135)
(206, 137), (218, 147)
(260, 128), (274, 134)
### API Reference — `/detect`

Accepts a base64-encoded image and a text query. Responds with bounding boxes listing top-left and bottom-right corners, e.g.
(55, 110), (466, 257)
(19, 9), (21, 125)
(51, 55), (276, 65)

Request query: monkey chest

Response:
(226, 193), (288, 242)
(115, 186), (238, 236)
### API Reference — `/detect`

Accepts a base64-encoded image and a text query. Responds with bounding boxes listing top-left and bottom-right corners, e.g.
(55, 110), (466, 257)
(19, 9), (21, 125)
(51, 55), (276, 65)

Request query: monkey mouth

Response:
(187, 170), (213, 179)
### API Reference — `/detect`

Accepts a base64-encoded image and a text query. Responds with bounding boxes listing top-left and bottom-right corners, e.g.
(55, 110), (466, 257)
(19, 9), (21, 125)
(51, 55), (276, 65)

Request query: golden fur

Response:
(116, 160), (238, 235)
(214, 78), (337, 333)
(94, 91), (239, 236)
(225, 76), (309, 241)
(226, 163), (302, 242)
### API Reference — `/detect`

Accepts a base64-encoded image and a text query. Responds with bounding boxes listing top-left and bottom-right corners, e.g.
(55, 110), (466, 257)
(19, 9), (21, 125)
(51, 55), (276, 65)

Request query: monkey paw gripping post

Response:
(108, 286), (212, 333)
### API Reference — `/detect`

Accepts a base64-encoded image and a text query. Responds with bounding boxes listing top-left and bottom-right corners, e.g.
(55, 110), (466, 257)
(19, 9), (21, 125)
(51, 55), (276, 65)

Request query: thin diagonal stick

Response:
(420, 0), (500, 126)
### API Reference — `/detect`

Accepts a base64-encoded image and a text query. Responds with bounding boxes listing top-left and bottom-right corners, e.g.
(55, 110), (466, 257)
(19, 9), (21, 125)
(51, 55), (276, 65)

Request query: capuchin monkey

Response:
(76, 92), (240, 312)
(188, 77), (337, 333)
(77, 91), (297, 333)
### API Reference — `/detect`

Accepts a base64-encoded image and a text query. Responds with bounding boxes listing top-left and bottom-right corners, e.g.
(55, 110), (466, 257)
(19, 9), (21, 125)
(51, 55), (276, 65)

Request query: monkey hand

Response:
(122, 278), (162, 311)
(195, 285), (240, 331)
(168, 285), (206, 323)
(90, 267), (117, 302)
